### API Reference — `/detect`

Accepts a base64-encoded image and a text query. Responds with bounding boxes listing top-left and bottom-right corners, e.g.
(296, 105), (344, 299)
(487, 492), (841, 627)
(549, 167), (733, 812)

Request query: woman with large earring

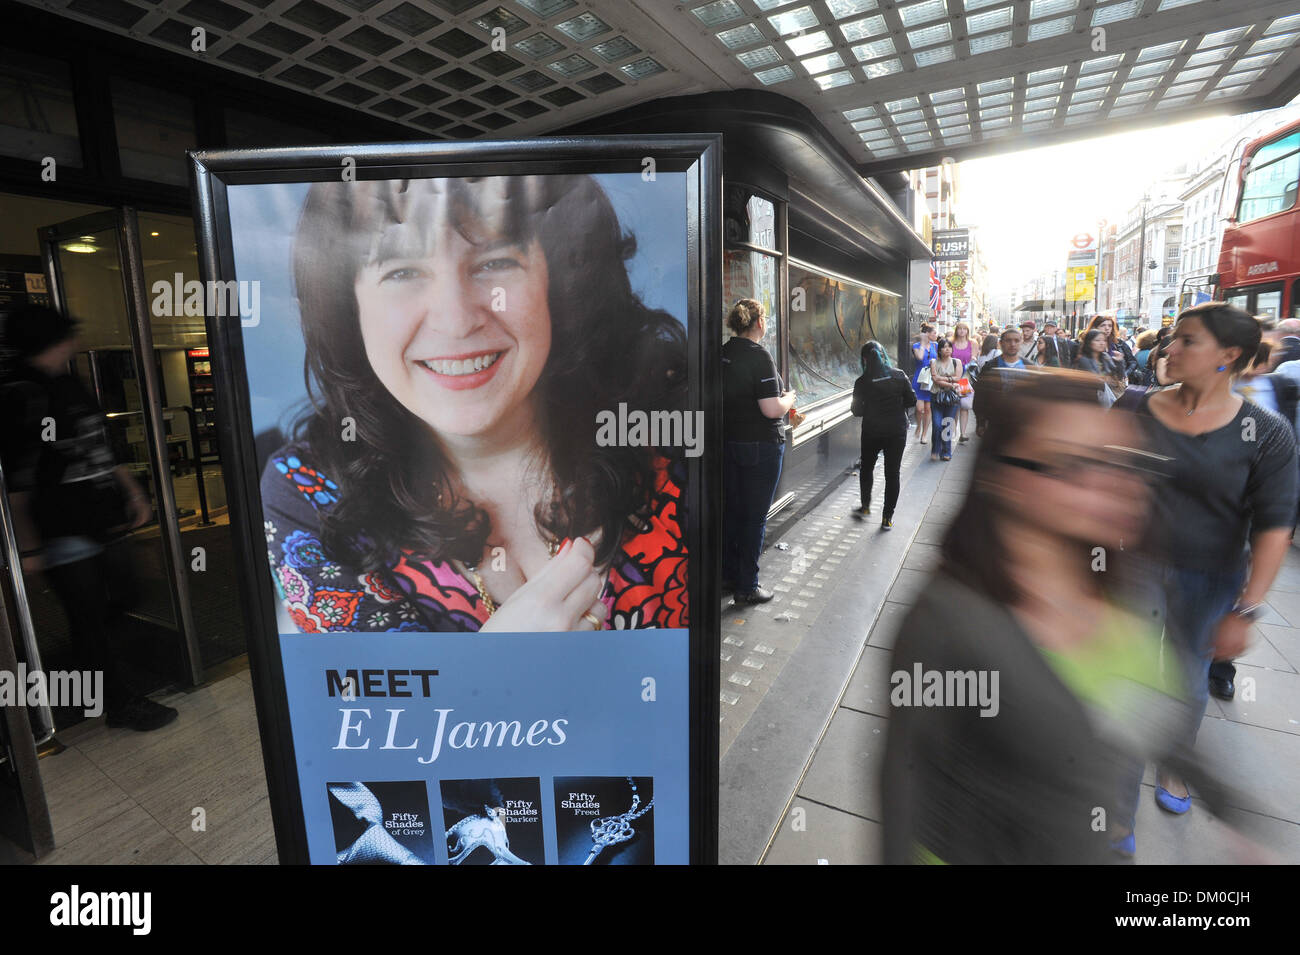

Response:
(1125, 304), (1296, 850)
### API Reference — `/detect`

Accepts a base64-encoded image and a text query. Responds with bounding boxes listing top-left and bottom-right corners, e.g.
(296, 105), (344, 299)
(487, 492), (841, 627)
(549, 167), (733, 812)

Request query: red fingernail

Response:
(559, 537), (571, 553)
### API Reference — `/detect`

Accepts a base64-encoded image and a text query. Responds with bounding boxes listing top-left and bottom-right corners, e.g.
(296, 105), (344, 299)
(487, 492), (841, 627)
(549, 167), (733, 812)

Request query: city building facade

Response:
(1112, 169), (1189, 327)
(913, 160), (990, 332)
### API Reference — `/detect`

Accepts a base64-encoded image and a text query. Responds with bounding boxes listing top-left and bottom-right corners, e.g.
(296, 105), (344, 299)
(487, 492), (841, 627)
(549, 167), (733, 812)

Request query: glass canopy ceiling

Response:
(22, 0), (1300, 171)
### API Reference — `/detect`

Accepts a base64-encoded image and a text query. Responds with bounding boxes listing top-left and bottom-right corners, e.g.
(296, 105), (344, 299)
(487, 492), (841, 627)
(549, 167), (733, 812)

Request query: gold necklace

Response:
(464, 537), (559, 617)
(1183, 394), (1228, 417)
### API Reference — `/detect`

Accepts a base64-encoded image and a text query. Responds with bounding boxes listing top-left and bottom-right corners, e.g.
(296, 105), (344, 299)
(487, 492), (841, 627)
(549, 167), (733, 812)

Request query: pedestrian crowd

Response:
(719, 297), (1297, 863)
(882, 301), (1300, 864)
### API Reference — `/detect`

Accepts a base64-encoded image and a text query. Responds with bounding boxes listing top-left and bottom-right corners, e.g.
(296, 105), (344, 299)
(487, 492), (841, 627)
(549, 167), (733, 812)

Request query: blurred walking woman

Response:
(882, 371), (1235, 864)
(722, 298), (795, 604)
(1129, 303), (1296, 824)
(851, 341), (914, 530)
(261, 175), (689, 633)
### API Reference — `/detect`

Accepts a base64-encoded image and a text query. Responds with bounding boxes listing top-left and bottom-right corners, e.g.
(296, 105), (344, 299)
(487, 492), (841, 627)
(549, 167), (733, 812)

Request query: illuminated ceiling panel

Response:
(14, 0), (1300, 170)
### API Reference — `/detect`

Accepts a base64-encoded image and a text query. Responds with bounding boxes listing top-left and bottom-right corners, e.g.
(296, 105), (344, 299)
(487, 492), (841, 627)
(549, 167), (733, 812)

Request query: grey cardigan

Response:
(881, 569), (1236, 864)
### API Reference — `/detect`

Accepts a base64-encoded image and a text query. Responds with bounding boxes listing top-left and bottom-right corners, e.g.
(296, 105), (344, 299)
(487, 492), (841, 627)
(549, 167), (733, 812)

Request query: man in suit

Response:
(1041, 320), (1074, 365)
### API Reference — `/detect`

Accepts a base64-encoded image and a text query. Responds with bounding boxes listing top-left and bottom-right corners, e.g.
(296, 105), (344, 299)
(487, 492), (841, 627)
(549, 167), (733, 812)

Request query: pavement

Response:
(718, 429), (1300, 866)
(16, 423), (1300, 865)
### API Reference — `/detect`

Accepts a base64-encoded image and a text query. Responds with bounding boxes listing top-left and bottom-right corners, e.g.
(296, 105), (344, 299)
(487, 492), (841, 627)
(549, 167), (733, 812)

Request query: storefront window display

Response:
(786, 262), (901, 408)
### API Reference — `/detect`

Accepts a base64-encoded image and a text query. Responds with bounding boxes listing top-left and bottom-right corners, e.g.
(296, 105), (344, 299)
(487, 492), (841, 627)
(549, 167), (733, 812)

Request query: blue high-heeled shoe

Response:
(1155, 785), (1192, 814)
(1109, 832), (1135, 857)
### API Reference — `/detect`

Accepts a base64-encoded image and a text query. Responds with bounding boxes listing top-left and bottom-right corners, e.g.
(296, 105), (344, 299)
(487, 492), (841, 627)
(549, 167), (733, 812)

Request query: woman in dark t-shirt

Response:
(722, 298), (794, 604)
(1128, 304), (1297, 834)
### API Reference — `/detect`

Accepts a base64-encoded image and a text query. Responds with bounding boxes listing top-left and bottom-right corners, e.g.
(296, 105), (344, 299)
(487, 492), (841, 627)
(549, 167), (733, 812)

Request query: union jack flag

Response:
(929, 262), (941, 314)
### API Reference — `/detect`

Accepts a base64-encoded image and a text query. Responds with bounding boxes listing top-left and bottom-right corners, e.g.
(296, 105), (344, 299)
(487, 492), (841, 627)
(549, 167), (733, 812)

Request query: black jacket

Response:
(851, 367), (915, 437)
(1074, 354), (1117, 377)
(0, 367), (125, 540)
(1056, 336), (1078, 365)
(1275, 336), (1300, 368)
(1116, 339), (1140, 382)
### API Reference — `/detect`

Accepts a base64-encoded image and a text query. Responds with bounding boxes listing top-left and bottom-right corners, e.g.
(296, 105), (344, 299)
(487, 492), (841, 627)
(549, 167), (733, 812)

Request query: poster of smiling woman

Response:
(190, 138), (720, 865)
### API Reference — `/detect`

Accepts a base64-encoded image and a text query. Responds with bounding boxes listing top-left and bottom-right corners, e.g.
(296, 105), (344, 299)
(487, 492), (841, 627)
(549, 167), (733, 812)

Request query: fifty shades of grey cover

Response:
(327, 780), (436, 865)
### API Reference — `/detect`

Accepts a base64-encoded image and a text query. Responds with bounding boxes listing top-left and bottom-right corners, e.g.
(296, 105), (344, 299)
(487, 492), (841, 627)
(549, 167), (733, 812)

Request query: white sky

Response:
(957, 113), (1240, 293)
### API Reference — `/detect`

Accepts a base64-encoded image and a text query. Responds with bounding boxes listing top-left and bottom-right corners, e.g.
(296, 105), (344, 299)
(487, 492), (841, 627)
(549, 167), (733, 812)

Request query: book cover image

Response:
(440, 778), (545, 865)
(327, 781), (436, 865)
(554, 776), (655, 865)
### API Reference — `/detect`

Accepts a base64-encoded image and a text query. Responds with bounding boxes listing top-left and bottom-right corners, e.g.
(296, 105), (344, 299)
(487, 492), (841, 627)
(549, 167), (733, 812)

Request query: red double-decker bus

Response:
(1215, 117), (1300, 319)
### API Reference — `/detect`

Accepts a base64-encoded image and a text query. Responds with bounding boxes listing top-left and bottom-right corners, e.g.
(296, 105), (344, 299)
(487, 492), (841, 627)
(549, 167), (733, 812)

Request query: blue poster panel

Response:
(285, 631), (687, 865)
(190, 139), (721, 864)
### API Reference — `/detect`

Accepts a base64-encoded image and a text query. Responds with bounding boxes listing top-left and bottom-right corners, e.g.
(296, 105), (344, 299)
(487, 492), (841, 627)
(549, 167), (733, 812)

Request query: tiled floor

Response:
(35, 665), (277, 865)
(766, 445), (1300, 865)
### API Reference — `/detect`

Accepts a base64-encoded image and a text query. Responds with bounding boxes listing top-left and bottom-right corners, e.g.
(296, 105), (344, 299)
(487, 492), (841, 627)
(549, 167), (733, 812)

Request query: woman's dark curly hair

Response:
(291, 175), (687, 572)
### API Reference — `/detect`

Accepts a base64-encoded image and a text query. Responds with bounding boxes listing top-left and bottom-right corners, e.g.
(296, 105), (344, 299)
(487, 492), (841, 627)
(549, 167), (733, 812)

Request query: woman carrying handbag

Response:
(929, 338), (964, 462)
(911, 323), (939, 445)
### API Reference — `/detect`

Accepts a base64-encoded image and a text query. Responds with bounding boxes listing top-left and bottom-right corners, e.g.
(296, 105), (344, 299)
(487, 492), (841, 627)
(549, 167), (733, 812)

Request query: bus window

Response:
(1293, 279), (1300, 319)
(1256, 288), (1282, 321)
(1225, 283), (1283, 318)
(1238, 130), (1300, 224)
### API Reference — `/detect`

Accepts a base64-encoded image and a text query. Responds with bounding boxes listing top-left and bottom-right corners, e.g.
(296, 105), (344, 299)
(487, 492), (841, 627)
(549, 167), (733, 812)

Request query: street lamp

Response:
(1135, 194), (1150, 323)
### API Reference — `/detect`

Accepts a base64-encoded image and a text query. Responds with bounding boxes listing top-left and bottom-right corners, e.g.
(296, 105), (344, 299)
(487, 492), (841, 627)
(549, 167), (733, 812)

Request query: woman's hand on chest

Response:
(477, 536), (608, 632)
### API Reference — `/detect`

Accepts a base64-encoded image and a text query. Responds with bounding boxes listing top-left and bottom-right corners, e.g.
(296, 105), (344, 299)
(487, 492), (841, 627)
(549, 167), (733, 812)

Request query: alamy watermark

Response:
(150, 273), (261, 327)
(595, 402), (704, 458)
(890, 664), (1000, 717)
(0, 664), (102, 717)
(50, 885), (151, 935)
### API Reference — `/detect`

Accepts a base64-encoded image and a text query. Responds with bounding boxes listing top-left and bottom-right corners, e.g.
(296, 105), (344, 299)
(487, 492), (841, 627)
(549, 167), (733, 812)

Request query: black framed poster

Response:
(189, 136), (722, 865)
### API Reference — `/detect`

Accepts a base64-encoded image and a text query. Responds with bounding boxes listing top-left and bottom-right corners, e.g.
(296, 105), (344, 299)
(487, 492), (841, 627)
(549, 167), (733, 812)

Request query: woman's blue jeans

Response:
(1115, 562), (1245, 831)
(932, 398), (958, 457)
(722, 440), (785, 593)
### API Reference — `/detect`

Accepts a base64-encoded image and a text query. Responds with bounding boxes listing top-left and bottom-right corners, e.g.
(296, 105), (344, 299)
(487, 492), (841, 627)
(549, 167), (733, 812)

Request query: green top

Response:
(1038, 604), (1183, 715)
(913, 604), (1182, 865)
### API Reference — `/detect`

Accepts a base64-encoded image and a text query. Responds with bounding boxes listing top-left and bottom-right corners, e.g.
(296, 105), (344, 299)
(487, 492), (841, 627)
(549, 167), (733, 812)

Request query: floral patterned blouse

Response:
(260, 446), (689, 633)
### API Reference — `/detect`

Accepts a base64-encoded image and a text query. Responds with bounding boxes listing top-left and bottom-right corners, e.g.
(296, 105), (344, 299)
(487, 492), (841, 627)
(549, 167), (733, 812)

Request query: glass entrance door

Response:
(137, 211), (247, 670)
(38, 209), (203, 690)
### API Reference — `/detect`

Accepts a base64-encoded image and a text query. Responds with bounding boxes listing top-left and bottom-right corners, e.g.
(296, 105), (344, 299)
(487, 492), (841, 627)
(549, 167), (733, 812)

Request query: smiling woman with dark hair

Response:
(260, 175), (689, 633)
